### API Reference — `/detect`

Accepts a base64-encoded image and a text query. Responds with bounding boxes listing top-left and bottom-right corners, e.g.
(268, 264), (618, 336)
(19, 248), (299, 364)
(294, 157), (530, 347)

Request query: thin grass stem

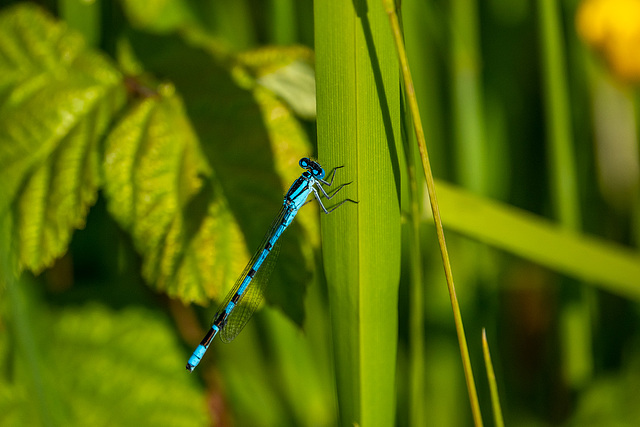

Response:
(482, 329), (505, 427)
(382, 1), (483, 425)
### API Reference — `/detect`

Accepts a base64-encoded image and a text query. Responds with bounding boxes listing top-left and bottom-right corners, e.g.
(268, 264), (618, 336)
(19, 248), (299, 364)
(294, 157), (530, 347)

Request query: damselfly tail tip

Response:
(186, 363), (195, 372)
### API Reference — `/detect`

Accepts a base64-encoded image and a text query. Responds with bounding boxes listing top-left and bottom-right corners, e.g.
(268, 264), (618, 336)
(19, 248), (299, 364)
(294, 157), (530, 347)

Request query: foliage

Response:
(1, 279), (208, 426)
(0, 0), (639, 426)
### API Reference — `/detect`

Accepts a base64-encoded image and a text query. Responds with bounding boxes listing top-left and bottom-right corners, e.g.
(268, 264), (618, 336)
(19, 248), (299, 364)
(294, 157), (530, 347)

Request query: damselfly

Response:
(186, 158), (356, 372)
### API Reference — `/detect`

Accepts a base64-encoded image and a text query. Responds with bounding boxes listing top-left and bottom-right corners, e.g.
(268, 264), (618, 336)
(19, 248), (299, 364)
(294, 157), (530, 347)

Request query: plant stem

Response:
(382, 1), (483, 425)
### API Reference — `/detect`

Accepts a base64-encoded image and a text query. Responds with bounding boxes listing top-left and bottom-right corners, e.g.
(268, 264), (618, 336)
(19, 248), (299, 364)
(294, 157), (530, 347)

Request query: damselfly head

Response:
(299, 157), (325, 179)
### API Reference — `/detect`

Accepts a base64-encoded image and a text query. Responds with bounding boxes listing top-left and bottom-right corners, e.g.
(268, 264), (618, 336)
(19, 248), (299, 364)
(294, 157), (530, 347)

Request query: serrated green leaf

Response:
(120, 0), (198, 34)
(0, 4), (126, 273)
(119, 32), (315, 325)
(103, 86), (246, 303)
(234, 46), (317, 119)
(184, 28), (317, 119)
(0, 282), (208, 426)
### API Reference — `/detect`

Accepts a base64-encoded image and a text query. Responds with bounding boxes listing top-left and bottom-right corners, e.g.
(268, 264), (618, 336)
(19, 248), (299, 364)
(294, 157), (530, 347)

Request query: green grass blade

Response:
(538, 0), (580, 228)
(482, 329), (505, 427)
(407, 161), (426, 427)
(315, 0), (402, 425)
(538, 0), (593, 389)
(431, 181), (640, 297)
(383, 2), (484, 425)
(268, 0), (297, 44)
(451, 0), (486, 194)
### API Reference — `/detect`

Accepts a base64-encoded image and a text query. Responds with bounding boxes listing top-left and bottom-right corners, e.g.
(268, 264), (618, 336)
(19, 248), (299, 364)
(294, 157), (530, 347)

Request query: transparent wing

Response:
(217, 206), (288, 343)
(220, 237), (281, 343)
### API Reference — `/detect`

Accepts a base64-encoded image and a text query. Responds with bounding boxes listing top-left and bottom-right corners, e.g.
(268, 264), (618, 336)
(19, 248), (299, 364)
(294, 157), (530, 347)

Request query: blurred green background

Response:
(1, 0), (639, 426)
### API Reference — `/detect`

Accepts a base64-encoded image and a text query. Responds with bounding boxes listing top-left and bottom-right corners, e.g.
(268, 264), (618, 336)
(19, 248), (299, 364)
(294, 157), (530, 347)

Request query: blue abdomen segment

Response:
(186, 345), (206, 372)
(186, 325), (219, 372)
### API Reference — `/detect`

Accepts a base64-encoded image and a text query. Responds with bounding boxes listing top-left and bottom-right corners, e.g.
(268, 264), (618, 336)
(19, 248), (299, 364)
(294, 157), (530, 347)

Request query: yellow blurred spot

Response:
(577, 0), (640, 82)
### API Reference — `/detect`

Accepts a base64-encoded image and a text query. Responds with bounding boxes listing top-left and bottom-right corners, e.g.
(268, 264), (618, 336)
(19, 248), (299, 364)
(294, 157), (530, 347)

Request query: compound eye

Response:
(311, 164), (325, 179)
(299, 157), (310, 169)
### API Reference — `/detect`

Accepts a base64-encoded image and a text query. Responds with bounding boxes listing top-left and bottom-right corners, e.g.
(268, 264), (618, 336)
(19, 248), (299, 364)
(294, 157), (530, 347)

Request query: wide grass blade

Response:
(429, 181), (640, 298)
(315, 0), (402, 425)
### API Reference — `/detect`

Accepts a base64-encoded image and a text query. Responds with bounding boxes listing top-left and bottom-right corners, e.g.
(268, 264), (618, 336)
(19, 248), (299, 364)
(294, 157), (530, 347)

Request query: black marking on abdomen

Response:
(214, 311), (227, 328)
(201, 327), (216, 346)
